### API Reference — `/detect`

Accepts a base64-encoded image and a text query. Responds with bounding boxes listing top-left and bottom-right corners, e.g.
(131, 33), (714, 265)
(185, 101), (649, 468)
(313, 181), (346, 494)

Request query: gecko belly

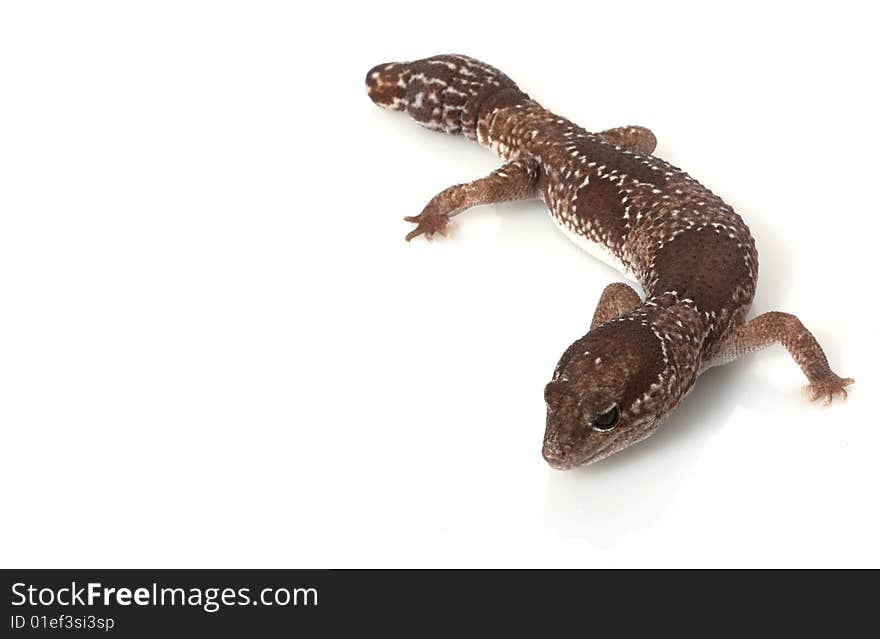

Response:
(547, 213), (638, 285)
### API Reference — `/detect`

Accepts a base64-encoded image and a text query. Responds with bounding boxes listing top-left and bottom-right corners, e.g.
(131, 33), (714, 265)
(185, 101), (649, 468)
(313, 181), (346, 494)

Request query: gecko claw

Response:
(805, 375), (854, 406)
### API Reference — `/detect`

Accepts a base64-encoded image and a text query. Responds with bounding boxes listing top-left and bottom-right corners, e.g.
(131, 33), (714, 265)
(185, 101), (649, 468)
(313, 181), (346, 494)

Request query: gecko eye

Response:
(590, 405), (620, 432)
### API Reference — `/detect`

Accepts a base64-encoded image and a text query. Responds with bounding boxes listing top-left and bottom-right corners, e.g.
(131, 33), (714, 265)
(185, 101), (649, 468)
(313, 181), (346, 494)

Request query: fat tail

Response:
(365, 54), (528, 141)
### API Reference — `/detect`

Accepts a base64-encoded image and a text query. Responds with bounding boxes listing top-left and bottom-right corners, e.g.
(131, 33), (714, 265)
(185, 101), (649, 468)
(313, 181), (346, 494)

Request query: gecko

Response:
(365, 54), (853, 469)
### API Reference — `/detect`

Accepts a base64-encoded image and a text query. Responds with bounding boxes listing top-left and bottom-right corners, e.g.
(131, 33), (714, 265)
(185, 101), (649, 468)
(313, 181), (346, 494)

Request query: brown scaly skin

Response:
(365, 54), (853, 469)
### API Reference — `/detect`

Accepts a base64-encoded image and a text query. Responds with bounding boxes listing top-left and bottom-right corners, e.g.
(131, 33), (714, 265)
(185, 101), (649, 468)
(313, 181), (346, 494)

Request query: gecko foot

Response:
(805, 375), (854, 406)
(404, 211), (451, 242)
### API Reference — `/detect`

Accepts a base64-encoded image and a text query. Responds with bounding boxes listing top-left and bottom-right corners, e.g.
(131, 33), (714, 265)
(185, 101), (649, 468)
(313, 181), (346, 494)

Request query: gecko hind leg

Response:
(590, 283), (643, 330)
(713, 311), (853, 405)
(598, 126), (657, 155)
(404, 158), (540, 241)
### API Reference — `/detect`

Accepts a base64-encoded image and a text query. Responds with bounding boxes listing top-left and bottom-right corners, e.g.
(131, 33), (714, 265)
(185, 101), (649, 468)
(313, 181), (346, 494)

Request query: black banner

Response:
(1, 569), (870, 635)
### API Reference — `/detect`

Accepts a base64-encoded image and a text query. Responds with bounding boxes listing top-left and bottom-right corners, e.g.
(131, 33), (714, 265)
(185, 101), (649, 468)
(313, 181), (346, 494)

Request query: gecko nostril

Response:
(542, 445), (570, 469)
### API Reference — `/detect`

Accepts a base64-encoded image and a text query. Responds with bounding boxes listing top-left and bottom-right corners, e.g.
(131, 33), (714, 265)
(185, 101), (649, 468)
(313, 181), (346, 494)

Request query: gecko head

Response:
(542, 317), (667, 469)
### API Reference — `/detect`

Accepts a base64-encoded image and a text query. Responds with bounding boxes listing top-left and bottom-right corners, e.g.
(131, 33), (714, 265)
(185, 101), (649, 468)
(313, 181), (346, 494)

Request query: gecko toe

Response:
(404, 212), (451, 243)
(806, 375), (853, 406)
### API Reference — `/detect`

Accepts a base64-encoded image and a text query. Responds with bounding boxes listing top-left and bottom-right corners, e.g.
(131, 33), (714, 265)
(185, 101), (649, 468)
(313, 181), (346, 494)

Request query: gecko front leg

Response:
(590, 283), (642, 330)
(713, 311), (854, 404)
(404, 158), (540, 241)
(598, 126), (657, 155)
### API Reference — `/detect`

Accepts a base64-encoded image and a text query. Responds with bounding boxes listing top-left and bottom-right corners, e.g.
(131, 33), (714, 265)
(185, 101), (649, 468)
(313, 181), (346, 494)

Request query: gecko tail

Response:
(365, 61), (412, 112)
(365, 54), (528, 140)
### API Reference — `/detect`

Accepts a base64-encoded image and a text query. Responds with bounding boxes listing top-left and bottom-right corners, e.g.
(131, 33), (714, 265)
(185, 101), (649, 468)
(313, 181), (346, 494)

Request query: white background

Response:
(1, 1), (878, 568)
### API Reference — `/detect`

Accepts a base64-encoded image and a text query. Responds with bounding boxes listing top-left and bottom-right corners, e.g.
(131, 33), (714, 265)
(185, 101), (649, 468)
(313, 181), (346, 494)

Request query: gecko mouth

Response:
(541, 433), (621, 470)
(543, 431), (623, 470)
(579, 440), (618, 466)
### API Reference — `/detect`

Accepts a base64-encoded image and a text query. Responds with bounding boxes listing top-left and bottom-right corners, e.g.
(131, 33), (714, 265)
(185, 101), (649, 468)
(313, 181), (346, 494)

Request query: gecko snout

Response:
(542, 445), (568, 469)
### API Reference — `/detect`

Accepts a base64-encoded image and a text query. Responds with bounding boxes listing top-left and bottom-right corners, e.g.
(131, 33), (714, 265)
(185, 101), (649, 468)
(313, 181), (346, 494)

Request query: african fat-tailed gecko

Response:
(365, 54), (853, 468)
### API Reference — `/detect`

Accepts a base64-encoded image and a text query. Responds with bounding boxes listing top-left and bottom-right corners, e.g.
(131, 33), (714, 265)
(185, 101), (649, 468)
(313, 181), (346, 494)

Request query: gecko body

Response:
(366, 54), (852, 468)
